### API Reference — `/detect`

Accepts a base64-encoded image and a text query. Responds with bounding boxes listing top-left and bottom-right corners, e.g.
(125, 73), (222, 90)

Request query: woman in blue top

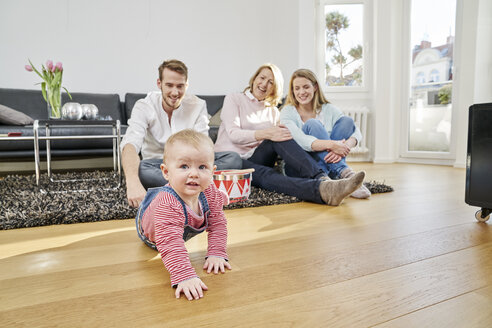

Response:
(280, 69), (370, 199)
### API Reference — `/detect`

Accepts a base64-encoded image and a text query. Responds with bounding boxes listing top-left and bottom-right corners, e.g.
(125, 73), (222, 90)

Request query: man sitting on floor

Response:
(120, 59), (241, 208)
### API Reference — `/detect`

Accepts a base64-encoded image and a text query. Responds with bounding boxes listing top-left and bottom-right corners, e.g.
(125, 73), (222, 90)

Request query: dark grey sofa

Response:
(0, 88), (125, 159)
(0, 88), (225, 159)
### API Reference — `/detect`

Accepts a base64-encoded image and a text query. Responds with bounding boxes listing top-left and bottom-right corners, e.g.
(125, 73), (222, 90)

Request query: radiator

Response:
(341, 106), (370, 154)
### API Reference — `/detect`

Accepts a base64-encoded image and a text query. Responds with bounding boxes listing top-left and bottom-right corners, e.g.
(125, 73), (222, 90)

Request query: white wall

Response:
(372, 0), (402, 163)
(0, 0), (299, 96)
(298, 0), (317, 70)
(452, 0), (480, 168)
(473, 0), (492, 104)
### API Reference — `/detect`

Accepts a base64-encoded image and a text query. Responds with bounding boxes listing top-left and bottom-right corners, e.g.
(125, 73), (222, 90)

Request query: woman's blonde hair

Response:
(284, 69), (329, 113)
(244, 63), (284, 107)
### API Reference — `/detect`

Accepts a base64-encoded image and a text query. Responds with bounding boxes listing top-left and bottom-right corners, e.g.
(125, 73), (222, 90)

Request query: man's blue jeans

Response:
(138, 151), (242, 189)
(242, 139), (326, 204)
(298, 117), (355, 179)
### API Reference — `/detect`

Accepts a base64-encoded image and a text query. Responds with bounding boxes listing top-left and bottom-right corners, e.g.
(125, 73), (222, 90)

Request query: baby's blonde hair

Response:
(163, 129), (214, 163)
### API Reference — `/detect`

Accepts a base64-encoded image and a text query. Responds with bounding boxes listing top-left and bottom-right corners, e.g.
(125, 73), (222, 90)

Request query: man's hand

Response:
(203, 256), (232, 274)
(121, 144), (145, 207)
(175, 277), (208, 301)
(126, 180), (146, 208)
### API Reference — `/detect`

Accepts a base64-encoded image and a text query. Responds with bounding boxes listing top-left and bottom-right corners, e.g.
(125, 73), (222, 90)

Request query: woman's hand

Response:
(324, 152), (342, 163)
(270, 125), (292, 142)
(329, 140), (350, 157)
(255, 125), (292, 142)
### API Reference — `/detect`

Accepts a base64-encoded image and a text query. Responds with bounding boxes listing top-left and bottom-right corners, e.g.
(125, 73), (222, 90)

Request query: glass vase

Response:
(46, 87), (62, 119)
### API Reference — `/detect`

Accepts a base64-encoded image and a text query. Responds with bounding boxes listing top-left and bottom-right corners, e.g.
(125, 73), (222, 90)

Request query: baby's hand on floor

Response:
(203, 256), (232, 274)
(175, 277), (208, 301)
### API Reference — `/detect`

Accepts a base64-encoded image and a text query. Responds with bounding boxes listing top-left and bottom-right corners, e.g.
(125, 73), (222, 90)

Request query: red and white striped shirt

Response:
(141, 183), (229, 286)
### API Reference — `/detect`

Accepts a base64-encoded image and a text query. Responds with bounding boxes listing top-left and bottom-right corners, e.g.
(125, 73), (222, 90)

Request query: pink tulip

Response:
(25, 65), (33, 72)
(55, 62), (63, 71)
(46, 60), (54, 72)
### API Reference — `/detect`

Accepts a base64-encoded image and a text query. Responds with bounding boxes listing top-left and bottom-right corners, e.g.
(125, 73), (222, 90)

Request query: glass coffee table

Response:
(32, 119), (123, 189)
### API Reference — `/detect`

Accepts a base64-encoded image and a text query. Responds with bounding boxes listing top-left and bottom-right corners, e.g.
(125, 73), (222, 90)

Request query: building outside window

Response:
(406, 0), (456, 153)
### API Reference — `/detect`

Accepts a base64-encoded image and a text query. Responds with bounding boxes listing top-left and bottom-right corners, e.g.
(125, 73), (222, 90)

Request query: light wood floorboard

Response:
(1, 163), (491, 327)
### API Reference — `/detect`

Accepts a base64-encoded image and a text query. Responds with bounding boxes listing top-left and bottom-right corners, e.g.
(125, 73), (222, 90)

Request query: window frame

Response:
(316, 0), (372, 94)
(399, 0), (458, 161)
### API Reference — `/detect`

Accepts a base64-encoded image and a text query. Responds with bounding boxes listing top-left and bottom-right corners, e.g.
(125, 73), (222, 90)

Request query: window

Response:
(318, 0), (368, 90)
(402, 0), (456, 155)
(429, 69), (440, 82)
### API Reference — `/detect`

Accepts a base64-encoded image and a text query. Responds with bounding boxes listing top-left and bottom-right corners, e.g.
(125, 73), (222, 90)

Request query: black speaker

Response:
(465, 103), (492, 222)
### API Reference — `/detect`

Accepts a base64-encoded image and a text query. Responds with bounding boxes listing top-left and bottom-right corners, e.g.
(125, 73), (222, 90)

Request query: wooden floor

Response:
(1, 163), (491, 327)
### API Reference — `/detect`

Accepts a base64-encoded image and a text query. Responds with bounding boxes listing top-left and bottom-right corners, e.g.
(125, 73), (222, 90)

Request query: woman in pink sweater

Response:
(214, 63), (364, 206)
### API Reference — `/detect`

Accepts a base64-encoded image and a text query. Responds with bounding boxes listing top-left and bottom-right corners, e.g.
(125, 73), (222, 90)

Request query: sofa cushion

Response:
(209, 108), (222, 127)
(196, 95), (225, 117)
(124, 93), (146, 123)
(0, 88), (47, 120)
(199, 96), (224, 143)
(0, 104), (34, 125)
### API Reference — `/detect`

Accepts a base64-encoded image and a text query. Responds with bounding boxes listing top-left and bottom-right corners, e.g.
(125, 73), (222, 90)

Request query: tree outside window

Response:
(324, 4), (364, 87)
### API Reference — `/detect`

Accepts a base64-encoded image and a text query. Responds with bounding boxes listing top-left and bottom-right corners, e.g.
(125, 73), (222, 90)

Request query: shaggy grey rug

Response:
(0, 171), (392, 230)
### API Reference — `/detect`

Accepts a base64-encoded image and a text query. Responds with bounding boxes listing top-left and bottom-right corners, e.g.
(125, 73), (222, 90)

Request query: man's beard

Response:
(164, 96), (182, 110)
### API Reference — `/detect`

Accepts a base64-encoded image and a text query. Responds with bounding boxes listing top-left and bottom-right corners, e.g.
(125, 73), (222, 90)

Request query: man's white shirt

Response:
(120, 91), (209, 160)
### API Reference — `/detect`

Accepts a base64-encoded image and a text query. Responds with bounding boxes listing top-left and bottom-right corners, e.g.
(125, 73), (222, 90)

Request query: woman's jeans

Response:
(242, 139), (326, 204)
(294, 117), (355, 179)
(138, 151), (242, 189)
